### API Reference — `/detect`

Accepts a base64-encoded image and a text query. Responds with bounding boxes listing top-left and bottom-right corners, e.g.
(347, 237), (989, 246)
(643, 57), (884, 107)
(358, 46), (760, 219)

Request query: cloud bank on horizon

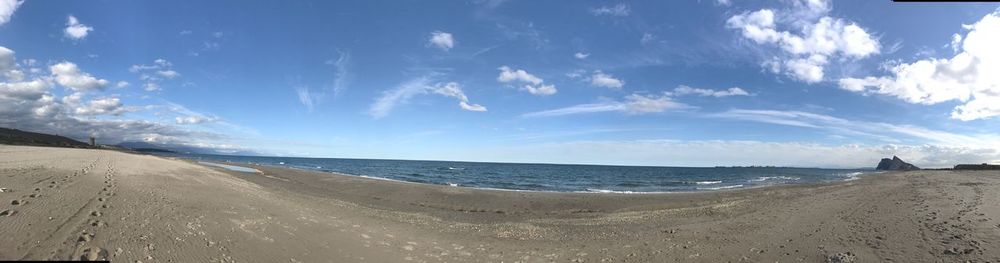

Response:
(1, 0), (1000, 167)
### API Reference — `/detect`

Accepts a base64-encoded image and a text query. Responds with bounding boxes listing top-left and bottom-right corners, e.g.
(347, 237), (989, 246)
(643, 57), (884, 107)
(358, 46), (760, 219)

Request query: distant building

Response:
(89, 136), (96, 146)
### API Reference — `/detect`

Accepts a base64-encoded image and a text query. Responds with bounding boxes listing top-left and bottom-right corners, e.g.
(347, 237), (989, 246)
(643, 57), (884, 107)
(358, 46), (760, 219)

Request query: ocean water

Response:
(175, 154), (872, 193)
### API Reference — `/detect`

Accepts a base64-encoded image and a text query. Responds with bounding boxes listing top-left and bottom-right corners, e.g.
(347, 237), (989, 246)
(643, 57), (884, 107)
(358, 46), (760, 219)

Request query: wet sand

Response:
(1, 145), (999, 262)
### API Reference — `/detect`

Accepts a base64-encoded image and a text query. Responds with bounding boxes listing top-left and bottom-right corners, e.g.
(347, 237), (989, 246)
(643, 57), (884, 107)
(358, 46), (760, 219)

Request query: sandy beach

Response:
(1, 145), (999, 262)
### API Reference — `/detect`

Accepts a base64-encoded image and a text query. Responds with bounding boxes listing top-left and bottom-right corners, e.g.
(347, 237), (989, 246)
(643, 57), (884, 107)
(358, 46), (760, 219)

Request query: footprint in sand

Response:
(0, 209), (15, 217)
(79, 247), (108, 261)
(78, 232), (94, 242)
(90, 211), (102, 217)
(10, 199), (24, 205)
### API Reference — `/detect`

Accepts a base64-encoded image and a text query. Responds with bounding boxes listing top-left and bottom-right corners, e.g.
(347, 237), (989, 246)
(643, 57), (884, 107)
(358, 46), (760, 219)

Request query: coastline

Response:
(182, 156), (877, 194)
(2, 145), (998, 262)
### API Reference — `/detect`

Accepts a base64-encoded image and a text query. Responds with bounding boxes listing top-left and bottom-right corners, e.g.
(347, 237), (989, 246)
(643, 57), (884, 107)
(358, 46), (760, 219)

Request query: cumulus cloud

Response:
(522, 93), (689, 118)
(590, 3), (630, 17)
(497, 66), (556, 96)
(673, 85), (750, 97)
(0, 46), (18, 79)
(574, 52), (590, 59)
(73, 97), (129, 116)
(130, 59), (179, 92)
(726, 0), (880, 83)
(369, 78), (487, 118)
(0, 46), (250, 154)
(838, 11), (1000, 121)
(50, 62), (109, 92)
(589, 71), (625, 89)
(64, 15), (93, 40)
(428, 31), (454, 51)
(0, 0), (21, 26)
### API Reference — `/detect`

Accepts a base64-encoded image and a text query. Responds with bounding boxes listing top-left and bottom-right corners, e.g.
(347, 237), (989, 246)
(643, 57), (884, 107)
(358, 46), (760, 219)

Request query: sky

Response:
(2, 0), (1000, 168)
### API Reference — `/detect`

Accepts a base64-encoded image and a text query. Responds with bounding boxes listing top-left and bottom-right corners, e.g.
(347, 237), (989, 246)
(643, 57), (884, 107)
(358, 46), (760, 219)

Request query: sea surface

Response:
(174, 154), (873, 193)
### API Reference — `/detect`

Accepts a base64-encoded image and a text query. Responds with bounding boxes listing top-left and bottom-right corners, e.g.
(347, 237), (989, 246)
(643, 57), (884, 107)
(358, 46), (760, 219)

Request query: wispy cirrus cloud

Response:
(369, 77), (486, 119)
(523, 93), (690, 118)
(590, 3), (630, 17)
(460, 139), (999, 168)
(711, 109), (1000, 148)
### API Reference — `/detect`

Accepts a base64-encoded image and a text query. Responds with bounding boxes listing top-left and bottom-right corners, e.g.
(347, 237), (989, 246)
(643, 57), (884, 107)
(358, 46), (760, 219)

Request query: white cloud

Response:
(673, 85), (750, 97)
(523, 93), (689, 117)
(73, 97), (129, 116)
(0, 79), (48, 100)
(115, 81), (129, 88)
(497, 66), (557, 96)
(497, 66), (542, 84)
(296, 51), (351, 111)
(0, 45), (248, 154)
(64, 15), (93, 40)
(459, 101), (487, 112)
(130, 59), (179, 92)
(0, 45), (16, 78)
(838, 11), (1000, 121)
(784, 54), (827, 83)
(175, 115), (217, 125)
(521, 84), (557, 96)
(715, 0), (731, 6)
(574, 52), (590, 59)
(370, 78), (487, 118)
(156, 70), (180, 78)
(327, 50), (351, 96)
(726, 0), (880, 83)
(590, 3), (630, 17)
(640, 33), (655, 45)
(144, 83), (160, 92)
(589, 71), (625, 89)
(0, 0), (20, 26)
(50, 62), (109, 92)
(428, 31), (454, 51)
(295, 86), (315, 112)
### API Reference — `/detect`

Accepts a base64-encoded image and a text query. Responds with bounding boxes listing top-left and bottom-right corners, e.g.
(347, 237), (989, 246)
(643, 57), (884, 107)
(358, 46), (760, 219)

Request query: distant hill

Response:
(0, 127), (92, 148)
(117, 141), (257, 156)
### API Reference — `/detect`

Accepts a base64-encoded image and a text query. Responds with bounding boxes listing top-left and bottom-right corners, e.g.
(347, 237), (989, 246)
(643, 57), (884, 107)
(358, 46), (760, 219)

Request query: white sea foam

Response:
(697, 184), (744, 190)
(695, 180), (722, 185)
(750, 176), (801, 182)
(447, 182), (459, 187)
(842, 171), (865, 180)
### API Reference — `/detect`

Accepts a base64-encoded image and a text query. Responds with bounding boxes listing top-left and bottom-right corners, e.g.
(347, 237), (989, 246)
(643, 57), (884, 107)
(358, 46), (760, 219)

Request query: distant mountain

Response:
(0, 127), (92, 148)
(116, 141), (258, 156)
(876, 156), (920, 171)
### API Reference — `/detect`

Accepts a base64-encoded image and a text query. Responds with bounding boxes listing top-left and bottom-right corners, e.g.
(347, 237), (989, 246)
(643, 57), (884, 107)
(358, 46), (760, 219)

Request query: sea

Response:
(170, 154), (873, 193)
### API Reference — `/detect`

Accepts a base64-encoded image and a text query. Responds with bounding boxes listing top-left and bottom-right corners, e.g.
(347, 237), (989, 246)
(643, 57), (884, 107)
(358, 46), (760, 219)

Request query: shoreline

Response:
(186, 157), (875, 195)
(3, 145), (999, 262)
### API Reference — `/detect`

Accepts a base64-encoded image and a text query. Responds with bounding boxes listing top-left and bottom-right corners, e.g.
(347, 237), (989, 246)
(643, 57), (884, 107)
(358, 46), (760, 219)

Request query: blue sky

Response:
(2, 0), (1000, 168)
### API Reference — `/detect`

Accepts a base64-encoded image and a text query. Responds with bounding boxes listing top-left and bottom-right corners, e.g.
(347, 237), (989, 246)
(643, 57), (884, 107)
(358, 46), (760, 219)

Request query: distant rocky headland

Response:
(876, 156), (920, 171)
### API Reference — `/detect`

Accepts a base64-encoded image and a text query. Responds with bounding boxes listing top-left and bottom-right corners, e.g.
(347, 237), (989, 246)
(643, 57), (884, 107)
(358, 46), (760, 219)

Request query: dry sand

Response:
(1, 145), (999, 262)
